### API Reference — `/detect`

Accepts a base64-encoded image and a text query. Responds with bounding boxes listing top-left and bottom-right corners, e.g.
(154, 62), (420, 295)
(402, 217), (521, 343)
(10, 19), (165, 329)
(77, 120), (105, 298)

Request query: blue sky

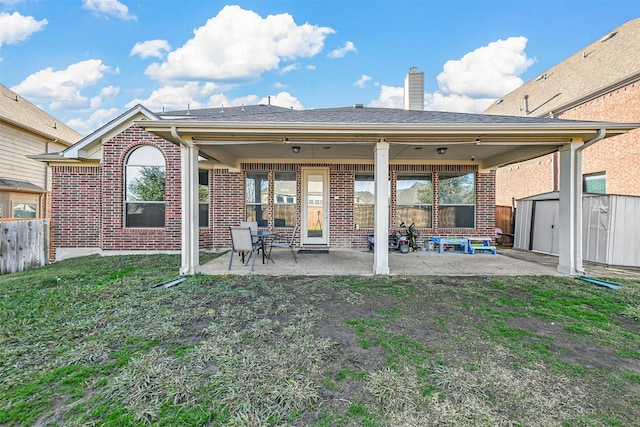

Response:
(1, 0), (638, 136)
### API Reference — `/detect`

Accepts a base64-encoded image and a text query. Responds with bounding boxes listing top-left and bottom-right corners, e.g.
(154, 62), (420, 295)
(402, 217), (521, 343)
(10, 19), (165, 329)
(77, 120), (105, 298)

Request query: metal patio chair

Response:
(268, 224), (299, 263)
(229, 227), (262, 271)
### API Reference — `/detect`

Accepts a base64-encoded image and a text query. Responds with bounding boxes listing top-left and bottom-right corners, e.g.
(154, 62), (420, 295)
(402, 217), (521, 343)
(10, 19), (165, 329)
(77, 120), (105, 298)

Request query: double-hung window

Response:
(354, 174), (375, 228)
(125, 146), (165, 228)
(199, 170), (210, 227)
(274, 172), (296, 227)
(438, 172), (475, 228)
(245, 172), (268, 227)
(396, 174), (433, 227)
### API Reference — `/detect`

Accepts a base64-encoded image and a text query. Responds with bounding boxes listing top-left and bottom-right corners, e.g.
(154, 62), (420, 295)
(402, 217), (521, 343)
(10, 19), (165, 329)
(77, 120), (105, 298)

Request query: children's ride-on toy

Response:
(367, 223), (418, 254)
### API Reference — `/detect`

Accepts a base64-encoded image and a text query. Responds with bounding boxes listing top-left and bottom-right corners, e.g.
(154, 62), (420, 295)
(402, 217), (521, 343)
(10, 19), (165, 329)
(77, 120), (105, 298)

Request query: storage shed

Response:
(514, 192), (640, 267)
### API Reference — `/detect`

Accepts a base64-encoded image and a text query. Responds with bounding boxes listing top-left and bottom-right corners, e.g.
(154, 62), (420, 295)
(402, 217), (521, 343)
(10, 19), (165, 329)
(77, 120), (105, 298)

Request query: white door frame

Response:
(301, 168), (329, 246)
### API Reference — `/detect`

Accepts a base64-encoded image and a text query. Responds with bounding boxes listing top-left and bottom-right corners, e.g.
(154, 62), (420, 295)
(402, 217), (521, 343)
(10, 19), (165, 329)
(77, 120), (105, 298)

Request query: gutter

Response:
(170, 125), (191, 147)
(573, 128), (606, 274)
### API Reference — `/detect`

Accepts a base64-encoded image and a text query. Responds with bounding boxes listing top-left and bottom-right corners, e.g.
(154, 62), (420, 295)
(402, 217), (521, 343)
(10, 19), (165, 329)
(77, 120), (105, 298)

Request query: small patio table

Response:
(252, 230), (275, 263)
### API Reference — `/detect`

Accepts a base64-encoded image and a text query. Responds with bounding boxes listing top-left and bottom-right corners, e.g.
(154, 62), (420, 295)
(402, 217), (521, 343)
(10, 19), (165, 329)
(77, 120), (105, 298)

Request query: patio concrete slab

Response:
(199, 247), (606, 277)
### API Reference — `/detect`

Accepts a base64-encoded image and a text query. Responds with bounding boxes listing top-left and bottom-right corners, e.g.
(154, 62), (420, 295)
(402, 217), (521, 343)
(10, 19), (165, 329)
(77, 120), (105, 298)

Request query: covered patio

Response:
(138, 106), (638, 277)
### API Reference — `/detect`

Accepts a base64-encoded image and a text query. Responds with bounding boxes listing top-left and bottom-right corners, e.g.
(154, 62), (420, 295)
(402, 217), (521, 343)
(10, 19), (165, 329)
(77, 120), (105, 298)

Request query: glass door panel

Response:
(302, 169), (328, 245)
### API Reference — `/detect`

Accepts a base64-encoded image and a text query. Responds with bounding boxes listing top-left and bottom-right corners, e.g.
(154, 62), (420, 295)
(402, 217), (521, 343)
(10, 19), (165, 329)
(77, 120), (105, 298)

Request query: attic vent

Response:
(600, 31), (617, 42)
(353, 104), (364, 109)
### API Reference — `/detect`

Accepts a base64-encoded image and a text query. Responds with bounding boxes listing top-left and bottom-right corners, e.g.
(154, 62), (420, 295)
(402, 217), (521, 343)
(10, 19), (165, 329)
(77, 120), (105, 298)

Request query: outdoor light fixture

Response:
(292, 146), (301, 153)
(437, 147), (447, 155)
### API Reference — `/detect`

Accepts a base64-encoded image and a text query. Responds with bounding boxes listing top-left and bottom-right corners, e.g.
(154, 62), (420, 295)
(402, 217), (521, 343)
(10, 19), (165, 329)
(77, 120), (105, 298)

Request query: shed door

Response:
(531, 200), (559, 255)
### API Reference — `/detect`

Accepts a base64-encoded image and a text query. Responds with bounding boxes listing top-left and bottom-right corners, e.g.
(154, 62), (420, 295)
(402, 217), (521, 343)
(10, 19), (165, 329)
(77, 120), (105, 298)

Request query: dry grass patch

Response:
(0, 255), (638, 426)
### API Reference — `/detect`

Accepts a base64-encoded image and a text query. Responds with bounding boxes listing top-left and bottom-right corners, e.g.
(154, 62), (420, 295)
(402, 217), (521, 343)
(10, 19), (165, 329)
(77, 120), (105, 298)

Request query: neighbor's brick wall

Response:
(212, 163), (494, 250)
(51, 165), (102, 257)
(495, 153), (557, 206)
(556, 81), (640, 197)
(496, 80), (640, 204)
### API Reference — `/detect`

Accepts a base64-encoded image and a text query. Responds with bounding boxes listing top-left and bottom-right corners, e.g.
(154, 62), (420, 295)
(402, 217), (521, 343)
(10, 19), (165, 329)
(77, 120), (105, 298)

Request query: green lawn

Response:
(1, 254), (638, 426)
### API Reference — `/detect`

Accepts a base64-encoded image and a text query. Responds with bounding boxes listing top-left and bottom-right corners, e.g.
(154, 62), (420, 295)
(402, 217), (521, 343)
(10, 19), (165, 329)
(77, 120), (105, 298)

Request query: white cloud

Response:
(11, 59), (111, 111)
(130, 39), (171, 59)
(425, 93), (496, 114)
(274, 82), (288, 89)
(281, 63), (300, 74)
(369, 36), (534, 113)
(258, 92), (303, 110)
(100, 85), (120, 97)
(67, 107), (121, 136)
(368, 85), (403, 108)
(126, 81), (304, 112)
(125, 82), (219, 112)
(328, 41), (356, 58)
(0, 11), (47, 47)
(82, 0), (136, 20)
(145, 5), (334, 82)
(437, 36), (534, 98)
(354, 74), (371, 88)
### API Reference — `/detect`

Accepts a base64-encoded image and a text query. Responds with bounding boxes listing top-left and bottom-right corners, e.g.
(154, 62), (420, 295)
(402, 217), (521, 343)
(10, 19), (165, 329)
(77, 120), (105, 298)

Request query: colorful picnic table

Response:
(431, 237), (469, 254)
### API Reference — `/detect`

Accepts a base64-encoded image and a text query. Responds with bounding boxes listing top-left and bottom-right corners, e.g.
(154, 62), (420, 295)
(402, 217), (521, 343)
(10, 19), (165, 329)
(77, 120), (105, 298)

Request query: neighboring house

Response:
(485, 17), (640, 206)
(0, 84), (82, 219)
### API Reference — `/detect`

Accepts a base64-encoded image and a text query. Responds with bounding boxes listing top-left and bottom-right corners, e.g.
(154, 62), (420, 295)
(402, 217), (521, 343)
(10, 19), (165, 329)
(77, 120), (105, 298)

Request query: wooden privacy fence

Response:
(495, 205), (515, 245)
(0, 219), (49, 275)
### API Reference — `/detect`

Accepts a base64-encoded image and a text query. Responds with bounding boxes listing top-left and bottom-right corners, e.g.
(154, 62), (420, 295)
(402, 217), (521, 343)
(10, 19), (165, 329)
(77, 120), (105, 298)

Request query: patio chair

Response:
(240, 221), (258, 235)
(229, 227), (262, 271)
(268, 224), (298, 263)
(241, 221), (260, 248)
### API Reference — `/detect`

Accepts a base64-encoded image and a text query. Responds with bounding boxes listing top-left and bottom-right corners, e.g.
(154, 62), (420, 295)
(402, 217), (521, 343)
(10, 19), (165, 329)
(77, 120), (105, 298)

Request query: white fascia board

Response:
(63, 105), (159, 160)
(138, 119), (638, 141)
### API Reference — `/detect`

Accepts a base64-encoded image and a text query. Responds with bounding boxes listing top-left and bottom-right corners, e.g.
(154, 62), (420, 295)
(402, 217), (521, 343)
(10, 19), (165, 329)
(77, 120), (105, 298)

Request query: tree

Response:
(129, 167), (165, 201)
(439, 173), (474, 204)
(416, 181), (433, 204)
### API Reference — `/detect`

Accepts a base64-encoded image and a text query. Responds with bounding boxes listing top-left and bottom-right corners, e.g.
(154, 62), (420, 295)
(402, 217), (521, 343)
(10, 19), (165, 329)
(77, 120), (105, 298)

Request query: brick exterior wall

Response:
(51, 165), (102, 253)
(52, 127), (497, 255)
(495, 153), (557, 206)
(213, 163), (495, 250)
(50, 126), (215, 258)
(556, 81), (640, 197)
(101, 127), (183, 251)
(496, 80), (640, 205)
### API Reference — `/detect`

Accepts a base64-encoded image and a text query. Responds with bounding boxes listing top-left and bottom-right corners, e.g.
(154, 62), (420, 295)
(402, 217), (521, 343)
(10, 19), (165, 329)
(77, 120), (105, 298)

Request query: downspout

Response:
(573, 128), (606, 274)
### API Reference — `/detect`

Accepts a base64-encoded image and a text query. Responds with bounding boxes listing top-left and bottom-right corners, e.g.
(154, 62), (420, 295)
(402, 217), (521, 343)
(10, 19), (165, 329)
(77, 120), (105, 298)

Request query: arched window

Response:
(125, 145), (165, 227)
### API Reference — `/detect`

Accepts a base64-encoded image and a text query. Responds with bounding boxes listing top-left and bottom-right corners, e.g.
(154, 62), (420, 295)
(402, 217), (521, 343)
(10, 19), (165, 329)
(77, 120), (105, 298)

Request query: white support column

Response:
(180, 141), (200, 275)
(557, 141), (581, 275)
(374, 139), (390, 274)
